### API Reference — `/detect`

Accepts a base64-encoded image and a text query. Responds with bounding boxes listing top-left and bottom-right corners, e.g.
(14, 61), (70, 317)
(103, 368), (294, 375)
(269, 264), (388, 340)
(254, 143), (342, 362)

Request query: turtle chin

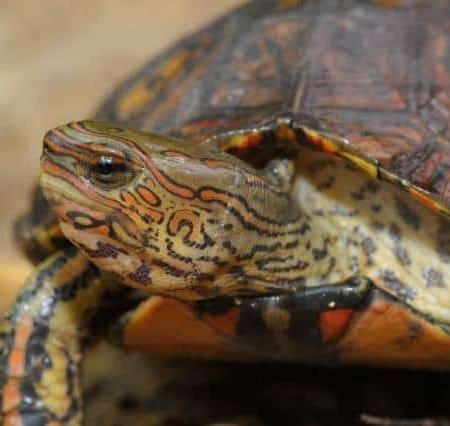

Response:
(58, 221), (212, 300)
(59, 221), (149, 284)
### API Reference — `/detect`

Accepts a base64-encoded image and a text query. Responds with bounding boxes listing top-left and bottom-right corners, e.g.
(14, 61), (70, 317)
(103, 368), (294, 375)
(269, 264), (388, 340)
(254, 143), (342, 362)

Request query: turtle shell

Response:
(98, 0), (450, 214)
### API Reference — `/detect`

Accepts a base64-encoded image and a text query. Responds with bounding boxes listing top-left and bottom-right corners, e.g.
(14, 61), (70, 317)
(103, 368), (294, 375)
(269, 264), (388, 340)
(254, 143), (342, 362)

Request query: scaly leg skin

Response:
(0, 246), (108, 426)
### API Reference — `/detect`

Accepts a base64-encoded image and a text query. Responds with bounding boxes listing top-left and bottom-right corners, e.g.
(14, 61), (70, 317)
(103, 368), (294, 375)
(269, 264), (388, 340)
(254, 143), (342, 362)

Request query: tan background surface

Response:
(0, 1), (244, 311)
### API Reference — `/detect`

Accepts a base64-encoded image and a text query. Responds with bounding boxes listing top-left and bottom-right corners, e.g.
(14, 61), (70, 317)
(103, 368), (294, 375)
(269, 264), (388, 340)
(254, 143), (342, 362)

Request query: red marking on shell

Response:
(306, 133), (339, 154)
(233, 133), (263, 156)
(202, 308), (241, 336)
(320, 309), (354, 343)
(409, 187), (442, 212)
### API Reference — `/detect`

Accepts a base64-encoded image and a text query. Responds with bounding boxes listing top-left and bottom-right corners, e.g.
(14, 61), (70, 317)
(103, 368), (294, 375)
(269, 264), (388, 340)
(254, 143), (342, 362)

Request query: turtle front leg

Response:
(0, 246), (109, 425)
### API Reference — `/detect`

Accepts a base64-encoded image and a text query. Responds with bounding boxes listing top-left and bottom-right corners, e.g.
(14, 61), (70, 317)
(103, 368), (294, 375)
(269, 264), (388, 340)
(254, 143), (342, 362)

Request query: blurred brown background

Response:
(0, 1), (244, 312)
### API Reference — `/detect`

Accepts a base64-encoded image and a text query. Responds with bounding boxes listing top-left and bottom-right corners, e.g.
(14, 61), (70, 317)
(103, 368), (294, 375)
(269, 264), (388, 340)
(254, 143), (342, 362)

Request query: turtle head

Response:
(41, 120), (299, 299)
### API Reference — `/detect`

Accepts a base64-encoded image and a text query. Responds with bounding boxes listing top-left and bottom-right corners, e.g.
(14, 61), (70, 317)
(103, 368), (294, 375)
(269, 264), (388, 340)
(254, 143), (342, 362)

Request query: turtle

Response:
(2, 0), (450, 424)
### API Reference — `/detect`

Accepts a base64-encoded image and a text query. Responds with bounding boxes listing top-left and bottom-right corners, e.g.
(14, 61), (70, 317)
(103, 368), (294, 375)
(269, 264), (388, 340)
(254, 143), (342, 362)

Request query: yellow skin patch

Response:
(295, 149), (450, 325)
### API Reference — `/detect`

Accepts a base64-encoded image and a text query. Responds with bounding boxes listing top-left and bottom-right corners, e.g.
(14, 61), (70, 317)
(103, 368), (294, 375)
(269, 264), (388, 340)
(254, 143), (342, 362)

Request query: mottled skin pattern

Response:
(2, 0), (450, 425)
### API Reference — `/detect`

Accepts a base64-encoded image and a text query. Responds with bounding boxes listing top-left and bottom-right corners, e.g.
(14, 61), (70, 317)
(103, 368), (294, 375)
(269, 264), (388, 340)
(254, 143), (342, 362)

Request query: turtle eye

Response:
(88, 154), (134, 188)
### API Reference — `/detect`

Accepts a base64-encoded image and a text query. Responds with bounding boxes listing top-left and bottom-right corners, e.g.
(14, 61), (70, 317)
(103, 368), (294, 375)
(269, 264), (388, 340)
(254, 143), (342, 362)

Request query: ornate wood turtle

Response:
(2, 0), (450, 424)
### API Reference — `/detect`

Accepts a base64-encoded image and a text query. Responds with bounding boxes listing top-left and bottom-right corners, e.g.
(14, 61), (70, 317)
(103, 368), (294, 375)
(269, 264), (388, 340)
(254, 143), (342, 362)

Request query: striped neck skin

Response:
(40, 120), (356, 301)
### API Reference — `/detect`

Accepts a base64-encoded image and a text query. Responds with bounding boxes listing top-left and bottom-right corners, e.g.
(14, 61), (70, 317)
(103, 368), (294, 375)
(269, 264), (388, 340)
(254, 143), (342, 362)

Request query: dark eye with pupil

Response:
(95, 156), (114, 177)
(89, 154), (132, 187)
